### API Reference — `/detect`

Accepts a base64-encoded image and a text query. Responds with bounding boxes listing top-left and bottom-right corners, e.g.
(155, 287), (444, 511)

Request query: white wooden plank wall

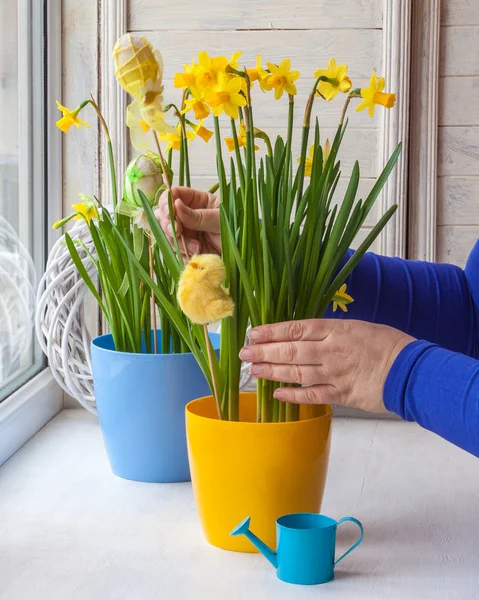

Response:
(437, 0), (479, 266)
(128, 0), (388, 251)
(62, 1), (99, 215)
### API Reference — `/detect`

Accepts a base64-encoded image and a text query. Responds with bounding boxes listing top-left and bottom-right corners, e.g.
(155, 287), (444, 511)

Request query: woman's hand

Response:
(239, 319), (415, 413)
(155, 186), (221, 259)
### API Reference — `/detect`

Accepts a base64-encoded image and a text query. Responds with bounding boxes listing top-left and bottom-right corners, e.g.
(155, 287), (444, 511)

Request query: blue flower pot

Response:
(91, 331), (219, 483)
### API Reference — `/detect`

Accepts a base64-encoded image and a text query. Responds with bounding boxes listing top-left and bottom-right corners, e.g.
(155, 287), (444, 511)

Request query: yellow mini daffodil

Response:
(313, 58), (352, 102)
(189, 120), (214, 143)
(356, 73), (396, 118)
(297, 139), (331, 176)
(205, 73), (247, 119)
(174, 61), (198, 90)
(196, 51), (229, 90)
(224, 121), (259, 152)
(72, 196), (99, 225)
(246, 54), (267, 83)
(182, 96), (210, 120)
(227, 51), (242, 71)
(55, 101), (90, 133)
(332, 283), (354, 312)
(158, 127), (195, 152)
(263, 59), (300, 100)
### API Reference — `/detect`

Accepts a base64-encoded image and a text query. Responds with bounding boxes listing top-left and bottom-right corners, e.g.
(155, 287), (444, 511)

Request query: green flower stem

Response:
(88, 97), (118, 216)
(179, 133), (185, 186)
(339, 93), (360, 126)
(213, 116), (227, 198)
(285, 95), (294, 161)
(160, 309), (170, 354)
(153, 132), (186, 261)
(285, 400), (300, 422)
(294, 125), (310, 226)
(230, 118), (246, 191)
(178, 113), (191, 187)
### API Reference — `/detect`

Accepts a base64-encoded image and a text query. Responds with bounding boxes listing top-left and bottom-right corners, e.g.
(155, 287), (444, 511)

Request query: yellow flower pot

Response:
(186, 392), (332, 552)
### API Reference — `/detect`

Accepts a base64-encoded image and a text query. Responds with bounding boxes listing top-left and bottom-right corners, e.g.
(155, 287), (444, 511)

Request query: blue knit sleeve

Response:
(323, 241), (479, 456)
(324, 244), (479, 357)
(384, 341), (479, 457)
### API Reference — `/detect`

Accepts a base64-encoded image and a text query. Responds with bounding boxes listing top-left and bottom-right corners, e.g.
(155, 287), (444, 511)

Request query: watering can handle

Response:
(334, 517), (364, 566)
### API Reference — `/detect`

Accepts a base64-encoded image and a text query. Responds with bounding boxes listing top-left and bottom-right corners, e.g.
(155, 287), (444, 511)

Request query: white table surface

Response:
(0, 409), (478, 600)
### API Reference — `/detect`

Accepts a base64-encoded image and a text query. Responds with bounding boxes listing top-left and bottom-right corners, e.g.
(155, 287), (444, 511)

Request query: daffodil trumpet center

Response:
(209, 91), (230, 107)
(373, 91), (395, 108)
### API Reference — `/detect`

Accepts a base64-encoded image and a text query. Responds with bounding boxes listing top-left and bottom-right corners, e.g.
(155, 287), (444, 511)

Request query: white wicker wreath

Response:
(35, 214), (255, 414)
(36, 217), (98, 414)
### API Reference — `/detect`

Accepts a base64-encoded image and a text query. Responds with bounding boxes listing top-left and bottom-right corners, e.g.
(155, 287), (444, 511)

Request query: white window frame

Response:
(0, 0), (63, 466)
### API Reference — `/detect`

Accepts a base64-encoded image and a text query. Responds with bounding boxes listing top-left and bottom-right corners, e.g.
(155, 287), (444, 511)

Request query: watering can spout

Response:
(230, 517), (277, 567)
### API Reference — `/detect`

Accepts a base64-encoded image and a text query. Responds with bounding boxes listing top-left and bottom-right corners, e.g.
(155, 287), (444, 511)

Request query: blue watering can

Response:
(231, 512), (363, 585)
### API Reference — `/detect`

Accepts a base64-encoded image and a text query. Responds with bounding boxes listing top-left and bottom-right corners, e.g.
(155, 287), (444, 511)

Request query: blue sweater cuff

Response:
(384, 339), (479, 456)
(384, 340), (435, 421)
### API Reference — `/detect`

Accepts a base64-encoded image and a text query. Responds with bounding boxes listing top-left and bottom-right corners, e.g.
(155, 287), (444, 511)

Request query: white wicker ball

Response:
(36, 217), (98, 414)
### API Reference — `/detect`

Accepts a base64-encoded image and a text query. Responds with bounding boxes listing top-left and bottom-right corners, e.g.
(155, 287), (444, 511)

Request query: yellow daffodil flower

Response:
(313, 58), (352, 102)
(227, 51), (242, 71)
(126, 100), (152, 150)
(263, 59), (300, 100)
(224, 121), (259, 152)
(196, 51), (229, 90)
(297, 139), (331, 176)
(189, 120), (214, 143)
(55, 101), (90, 133)
(332, 284), (354, 312)
(158, 127), (195, 152)
(246, 54), (269, 91)
(72, 196), (99, 225)
(205, 73), (247, 119)
(182, 96), (210, 120)
(246, 54), (267, 82)
(356, 72), (396, 118)
(174, 61), (198, 90)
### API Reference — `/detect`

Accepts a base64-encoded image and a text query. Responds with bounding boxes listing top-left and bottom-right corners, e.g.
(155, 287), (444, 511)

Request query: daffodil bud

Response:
(113, 34), (162, 98)
(123, 152), (164, 208)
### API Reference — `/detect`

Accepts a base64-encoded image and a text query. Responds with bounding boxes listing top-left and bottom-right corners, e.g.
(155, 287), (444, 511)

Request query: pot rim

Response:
(91, 331), (220, 359)
(186, 392), (332, 426)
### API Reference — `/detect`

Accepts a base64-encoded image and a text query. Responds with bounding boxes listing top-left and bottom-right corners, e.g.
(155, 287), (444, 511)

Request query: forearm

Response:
(324, 247), (479, 357)
(385, 340), (479, 457)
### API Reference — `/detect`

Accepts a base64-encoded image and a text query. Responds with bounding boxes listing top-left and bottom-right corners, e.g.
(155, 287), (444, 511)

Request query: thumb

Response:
(175, 198), (220, 233)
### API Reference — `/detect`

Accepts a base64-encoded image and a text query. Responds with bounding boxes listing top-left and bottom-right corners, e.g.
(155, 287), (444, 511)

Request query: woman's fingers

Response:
(158, 186), (213, 212)
(239, 340), (321, 365)
(250, 363), (326, 385)
(174, 198), (220, 233)
(248, 319), (338, 343)
(273, 384), (339, 405)
(170, 186), (216, 210)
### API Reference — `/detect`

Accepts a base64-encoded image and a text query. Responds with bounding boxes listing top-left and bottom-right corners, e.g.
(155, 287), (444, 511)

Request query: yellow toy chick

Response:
(177, 254), (235, 325)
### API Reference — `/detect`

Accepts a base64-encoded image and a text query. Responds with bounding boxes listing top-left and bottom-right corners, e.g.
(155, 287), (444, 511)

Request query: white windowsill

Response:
(0, 368), (63, 466)
(0, 408), (478, 599)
